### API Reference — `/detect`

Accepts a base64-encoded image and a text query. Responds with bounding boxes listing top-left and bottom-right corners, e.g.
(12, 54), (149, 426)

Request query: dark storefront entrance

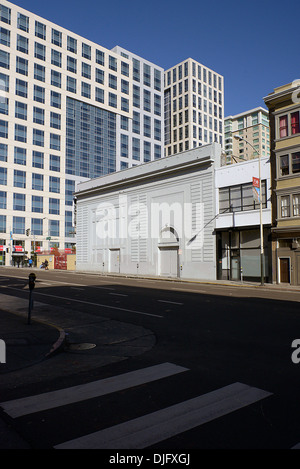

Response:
(216, 228), (271, 283)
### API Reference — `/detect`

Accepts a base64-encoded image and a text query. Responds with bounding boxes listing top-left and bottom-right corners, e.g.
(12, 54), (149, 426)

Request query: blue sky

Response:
(11, 0), (300, 116)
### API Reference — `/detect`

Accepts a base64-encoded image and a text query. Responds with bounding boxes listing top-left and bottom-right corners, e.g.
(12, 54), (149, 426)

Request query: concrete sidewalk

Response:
(0, 293), (156, 375)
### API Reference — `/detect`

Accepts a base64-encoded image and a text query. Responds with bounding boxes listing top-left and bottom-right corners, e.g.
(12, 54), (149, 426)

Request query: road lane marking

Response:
(157, 300), (183, 305)
(0, 285), (164, 318)
(0, 363), (188, 418)
(109, 293), (128, 297)
(54, 382), (272, 449)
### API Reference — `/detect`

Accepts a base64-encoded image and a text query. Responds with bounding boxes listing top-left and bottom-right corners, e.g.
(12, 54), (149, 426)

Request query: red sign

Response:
(0, 245), (4, 251)
(14, 246), (24, 252)
(252, 177), (260, 188)
(65, 248), (72, 254)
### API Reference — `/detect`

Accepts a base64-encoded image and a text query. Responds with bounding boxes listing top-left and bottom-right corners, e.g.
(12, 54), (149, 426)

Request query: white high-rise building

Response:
(164, 58), (224, 156)
(0, 0), (165, 265)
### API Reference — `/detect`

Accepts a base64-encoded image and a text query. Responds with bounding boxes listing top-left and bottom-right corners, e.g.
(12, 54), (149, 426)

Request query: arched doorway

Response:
(158, 227), (179, 278)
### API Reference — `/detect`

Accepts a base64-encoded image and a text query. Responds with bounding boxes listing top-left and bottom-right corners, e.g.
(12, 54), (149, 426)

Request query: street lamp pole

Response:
(234, 135), (264, 285)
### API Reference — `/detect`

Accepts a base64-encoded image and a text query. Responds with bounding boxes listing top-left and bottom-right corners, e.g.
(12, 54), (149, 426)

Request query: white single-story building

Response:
(75, 143), (222, 280)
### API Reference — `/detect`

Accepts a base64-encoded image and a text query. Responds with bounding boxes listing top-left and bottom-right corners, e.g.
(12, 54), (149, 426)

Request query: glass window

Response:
(279, 115), (288, 138)
(67, 56), (77, 73)
(13, 216), (25, 234)
(34, 42), (45, 60)
(109, 74), (117, 89)
(293, 194), (300, 217)
(82, 43), (91, 59)
(13, 192), (26, 210)
(32, 151), (44, 168)
(32, 195), (43, 213)
(292, 152), (300, 174)
(15, 101), (27, 120)
(0, 119), (8, 138)
(50, 133), (60, 151)
(291, 112), (300, 135)
(16, 56), (28, 75)
(14, 169), (26, 188)
(49, 219), (59, 237)
(67, 76), (76, 93)
(95, 68), (104, 84)
(0, 214), (6, 232)
(143, 63), (151, 87)
(133, 58), (140, 82)
(95, 87), (104, 103)
(51, 70), (61, 88)
(0, 96), (8, 115)
(49, 154), (60, 172)
(144, 141), (151, 162)
(17, 13), (29, 32)
(31, 218), (43, 236)
(49, 198), (60, 215)
(34, 63), (45, 82)
(0, 49), (9, 69)
(14, 146), (26, 165)
(0, 26), (10, 46)
(15, 123), (27, 142)
(0, 5), (11, 24)
(34, 85), (45, 103)
(51, 90), (61, 108)
(121, 134), (128, 157)
(32, 173), (44, 191)
(81, 82), (91, 98)
(0, 142), (7, 161)
(121, 79), (129, 94)
(17, 35), (28, 54)
(33, 106), (44, 125)
(16, 78), (27, 97)
(279, 155), (289, 176)
(51, 49), (62, 67)
(50, 112), (61, 129)
(49, 176), (60, 193)
(65, 179), (75, 206)
(0, 166), (7, 185)
(121, 61), (129, 77)
(35, 21), (46, 40)
(52, 29), (62, 47)
(33, 128), (44, 146)
(281, 195), (290, 218)
(109, 92), (117, 108)
(0, 190), (6, 209)
(95, 49), (104, 65)
(67, 36), (77, 53)
(82, 62), (91, 79)
(120, 115), (128, 130)
(132, 137), (140, 161)
(121, 97), (129, 112)
(109, 56), (117, 71)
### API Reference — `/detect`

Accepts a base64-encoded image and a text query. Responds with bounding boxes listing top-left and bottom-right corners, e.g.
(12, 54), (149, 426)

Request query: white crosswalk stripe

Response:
(54, 382), (272, 449)
(0, 362), (274, 449)
(0, 362), (188, 418)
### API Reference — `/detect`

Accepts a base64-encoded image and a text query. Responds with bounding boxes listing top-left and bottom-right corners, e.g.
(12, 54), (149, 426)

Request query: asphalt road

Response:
(1, 267), (300, 452)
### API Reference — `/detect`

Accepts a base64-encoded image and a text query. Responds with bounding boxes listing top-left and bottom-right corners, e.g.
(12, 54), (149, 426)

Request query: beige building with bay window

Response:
(264, 82), (300, 284)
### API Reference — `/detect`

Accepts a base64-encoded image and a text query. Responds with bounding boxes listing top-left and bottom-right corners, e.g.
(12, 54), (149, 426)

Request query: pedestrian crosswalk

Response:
(0, 362), (280, 449)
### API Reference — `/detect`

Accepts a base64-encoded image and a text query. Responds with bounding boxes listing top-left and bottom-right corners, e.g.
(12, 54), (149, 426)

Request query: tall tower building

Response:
(164, 58), (224, 156)
(0, 0), (164, 265)
(223, 107), (270, 165)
